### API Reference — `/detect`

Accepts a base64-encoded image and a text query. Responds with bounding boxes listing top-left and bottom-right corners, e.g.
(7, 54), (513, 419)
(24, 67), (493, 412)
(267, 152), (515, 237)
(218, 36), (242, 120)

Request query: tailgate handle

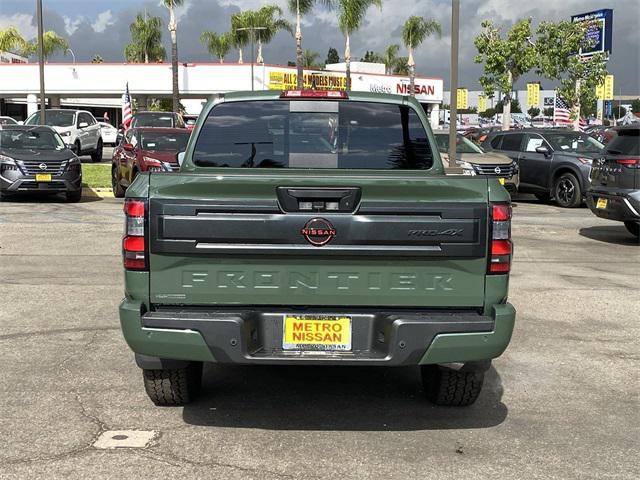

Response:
(277, 187), (361, 213)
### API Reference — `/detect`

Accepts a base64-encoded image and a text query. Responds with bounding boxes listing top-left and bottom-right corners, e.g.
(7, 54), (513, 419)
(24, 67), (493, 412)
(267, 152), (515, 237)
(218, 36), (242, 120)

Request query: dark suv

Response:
(586, 125), (640, 238)
(482, 129), (604, 207)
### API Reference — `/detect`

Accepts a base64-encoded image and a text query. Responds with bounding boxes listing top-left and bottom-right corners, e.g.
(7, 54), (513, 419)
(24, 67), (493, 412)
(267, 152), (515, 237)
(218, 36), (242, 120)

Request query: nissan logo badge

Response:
(39, 163), (47, 171)
(301, 218), (336, 247)
(494, 166), (502, 175)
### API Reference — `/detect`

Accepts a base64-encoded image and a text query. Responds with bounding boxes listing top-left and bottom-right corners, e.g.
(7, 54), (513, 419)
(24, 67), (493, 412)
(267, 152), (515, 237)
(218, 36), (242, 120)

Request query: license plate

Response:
(35, 173), (51, 182)
(596, 198), (608, 209)
(282, 315), (352, 351)
(498, 178), (506, 185)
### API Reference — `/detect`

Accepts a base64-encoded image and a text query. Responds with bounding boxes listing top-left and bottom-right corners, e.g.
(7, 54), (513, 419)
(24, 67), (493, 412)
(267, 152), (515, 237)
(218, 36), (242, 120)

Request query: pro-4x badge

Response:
(301, 218), (336, 246)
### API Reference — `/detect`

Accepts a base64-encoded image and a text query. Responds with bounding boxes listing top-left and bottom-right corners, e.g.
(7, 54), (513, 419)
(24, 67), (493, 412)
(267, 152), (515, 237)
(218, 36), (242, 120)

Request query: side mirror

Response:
(535, 146), (551, 157)
(177, 151), (186, 167)
(78, 121), (89, 129)
(123, 143), (135, 152)
(67, 143), (77, 153)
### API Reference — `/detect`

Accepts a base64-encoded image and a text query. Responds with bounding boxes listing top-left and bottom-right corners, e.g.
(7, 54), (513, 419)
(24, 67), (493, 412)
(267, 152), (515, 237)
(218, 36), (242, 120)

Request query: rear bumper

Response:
(119, 300), (516, 366)
(585, 188), (640, 222)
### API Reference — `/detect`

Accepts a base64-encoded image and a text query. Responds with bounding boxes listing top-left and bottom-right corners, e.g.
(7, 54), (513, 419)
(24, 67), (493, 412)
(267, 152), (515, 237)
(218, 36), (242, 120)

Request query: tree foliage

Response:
(91, 54), (104, 63)
(402, 16), (441, 50)
(232, 5), (292, 63)
(200, 31), (232, 62)
(124, 14), (165, 63)
(360, 50), (383, 63)
(302, 49), (320, 67)
(325, 47), (340, 64)
(24, 31), (70, 61)
(0, 27), (27, 54)
(536, 20), (608, 115)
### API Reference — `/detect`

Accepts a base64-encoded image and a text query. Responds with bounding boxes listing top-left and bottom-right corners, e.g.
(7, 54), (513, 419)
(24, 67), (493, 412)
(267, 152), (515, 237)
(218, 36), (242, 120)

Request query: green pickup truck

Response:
(119, 90), (516, 407)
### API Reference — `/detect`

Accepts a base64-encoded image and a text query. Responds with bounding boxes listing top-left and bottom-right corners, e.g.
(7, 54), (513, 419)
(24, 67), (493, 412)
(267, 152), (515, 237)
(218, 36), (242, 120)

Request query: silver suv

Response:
(25, 109), (103, 162)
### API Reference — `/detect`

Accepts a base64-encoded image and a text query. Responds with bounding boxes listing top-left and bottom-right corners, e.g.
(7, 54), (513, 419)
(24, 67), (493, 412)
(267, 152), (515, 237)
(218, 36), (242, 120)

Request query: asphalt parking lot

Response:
(0, 195), (638, 479)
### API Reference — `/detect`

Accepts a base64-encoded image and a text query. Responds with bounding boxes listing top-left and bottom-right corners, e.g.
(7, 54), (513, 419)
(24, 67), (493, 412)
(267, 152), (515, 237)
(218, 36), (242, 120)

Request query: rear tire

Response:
(65, 189), (82, 203)
(142, 362), (203, 406)
(91, 139), (103, 163)
(421, 365), (484, 407)
(553, 173), (582, 208)
(75, 141), (82, 157)
(112, 166), (125, 198)
(624, 221), (640, 238)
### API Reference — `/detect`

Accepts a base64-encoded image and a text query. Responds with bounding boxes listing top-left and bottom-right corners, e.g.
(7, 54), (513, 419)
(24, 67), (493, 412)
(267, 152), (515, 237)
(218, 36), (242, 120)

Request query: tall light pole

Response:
(36, 0), (46, 123)
(448, 0), (460, 166)
(235, 26), (266, 91)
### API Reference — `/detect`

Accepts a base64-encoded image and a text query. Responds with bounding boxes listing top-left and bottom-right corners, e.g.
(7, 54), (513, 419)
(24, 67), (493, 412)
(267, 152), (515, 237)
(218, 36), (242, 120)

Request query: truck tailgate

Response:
(148, 172), (489, 307)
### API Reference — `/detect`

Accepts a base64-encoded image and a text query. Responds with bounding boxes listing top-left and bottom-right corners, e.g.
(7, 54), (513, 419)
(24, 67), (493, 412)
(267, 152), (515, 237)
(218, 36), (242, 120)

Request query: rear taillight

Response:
(615, 158), (640, 168)
(489, 203), (512, 274)
(123, 198), (147, 270)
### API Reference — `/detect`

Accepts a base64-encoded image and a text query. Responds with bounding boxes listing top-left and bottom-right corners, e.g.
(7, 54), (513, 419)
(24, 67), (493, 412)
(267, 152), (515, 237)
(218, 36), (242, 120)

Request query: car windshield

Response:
(140, 131), (189, 152)
(133, 114), (175, 128)
(434, 134), (483, 154)
(0, 128), (65, 151)
(25, 110), (75, 127)
(545, 132), (603, 154)
(193, 100), (434, 169)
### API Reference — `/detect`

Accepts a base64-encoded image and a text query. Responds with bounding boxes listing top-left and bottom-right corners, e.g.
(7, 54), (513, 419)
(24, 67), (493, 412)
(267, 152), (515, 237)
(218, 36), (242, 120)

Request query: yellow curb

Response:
(82, 187), (115, 198)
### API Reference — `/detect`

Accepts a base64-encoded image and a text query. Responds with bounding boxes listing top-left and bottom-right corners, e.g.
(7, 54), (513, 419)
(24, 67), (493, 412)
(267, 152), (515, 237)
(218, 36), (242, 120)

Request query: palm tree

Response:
(254, 5), (292, 64)
(402, 16), (441, 96)
(24, 31), (69, 61)
(231, 11), (251, 63)
(393, 56), (409, 75)
(287, 1), (334, 88)
(200, 31), (232, 63)
(163, 0), (184, 113)
(91, 54), (104, 63)
(302, 49), (320, 67)
(336, 0), (382, 90)
(124, 13), (165, 63)
(0, 27), (27, 54)
(382, 44), (400, 74)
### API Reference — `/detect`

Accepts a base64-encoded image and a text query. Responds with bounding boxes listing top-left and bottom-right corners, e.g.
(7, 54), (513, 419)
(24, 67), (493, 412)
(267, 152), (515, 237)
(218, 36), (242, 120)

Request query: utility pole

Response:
(448, 0), (460, 166)
(36, 0), (46, 123)
(235, 26), (266, 91)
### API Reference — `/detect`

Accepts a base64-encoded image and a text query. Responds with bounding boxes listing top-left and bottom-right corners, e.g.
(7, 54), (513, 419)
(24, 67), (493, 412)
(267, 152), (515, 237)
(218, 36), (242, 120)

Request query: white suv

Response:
(25, 109), (103, 162)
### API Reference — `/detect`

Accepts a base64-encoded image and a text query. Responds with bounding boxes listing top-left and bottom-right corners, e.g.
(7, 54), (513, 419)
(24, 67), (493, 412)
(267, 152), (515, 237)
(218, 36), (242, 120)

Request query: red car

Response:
(183, 114), (198, 131)
(111, 127), (189, 197)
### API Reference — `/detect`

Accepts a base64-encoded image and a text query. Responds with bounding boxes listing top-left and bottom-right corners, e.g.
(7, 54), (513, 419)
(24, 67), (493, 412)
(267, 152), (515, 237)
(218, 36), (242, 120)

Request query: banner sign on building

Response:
(571, 9), (613, 56)
(268, 70), (347, 91)
(527, 83), (540, 108)
(456, 88), (468, 110)
(603, 74), (614, 101)
(543, 97), (555, 107)
(478, 95), (486, 113)
(349, 75), (444, 102)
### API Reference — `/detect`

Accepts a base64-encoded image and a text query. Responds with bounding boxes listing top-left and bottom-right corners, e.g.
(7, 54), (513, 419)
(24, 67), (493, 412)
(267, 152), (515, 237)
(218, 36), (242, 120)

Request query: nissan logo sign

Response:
(494, 166), (502, 175)
(39, 163), (47, 171)
(300, 218), (336, 247)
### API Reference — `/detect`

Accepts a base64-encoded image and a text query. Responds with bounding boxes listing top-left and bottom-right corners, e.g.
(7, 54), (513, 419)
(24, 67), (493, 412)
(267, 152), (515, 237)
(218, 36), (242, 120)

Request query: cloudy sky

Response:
(1, 0), (638, 92)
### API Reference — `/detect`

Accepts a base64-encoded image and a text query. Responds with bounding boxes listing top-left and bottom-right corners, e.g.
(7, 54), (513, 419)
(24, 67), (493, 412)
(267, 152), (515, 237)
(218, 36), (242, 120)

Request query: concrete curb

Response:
(82, 187), (115, 198)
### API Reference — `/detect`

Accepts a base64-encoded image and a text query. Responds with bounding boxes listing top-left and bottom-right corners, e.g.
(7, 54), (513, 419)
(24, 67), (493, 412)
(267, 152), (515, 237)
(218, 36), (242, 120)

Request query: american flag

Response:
(578, 117), (588, 132)
(554, 96), (572, 126)
(121, 83), (132, 131)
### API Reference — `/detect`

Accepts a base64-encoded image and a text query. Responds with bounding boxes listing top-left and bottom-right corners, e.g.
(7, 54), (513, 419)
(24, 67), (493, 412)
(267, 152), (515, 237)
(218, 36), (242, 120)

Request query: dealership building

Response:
(0, 60), (443, 127)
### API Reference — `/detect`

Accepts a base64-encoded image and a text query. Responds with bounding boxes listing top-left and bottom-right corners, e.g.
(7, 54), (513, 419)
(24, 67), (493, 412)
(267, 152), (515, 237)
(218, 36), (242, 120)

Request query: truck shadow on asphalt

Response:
(579, 226), (639, 246)
(182, 365), (507, 431)
(0, 193), (102, 204)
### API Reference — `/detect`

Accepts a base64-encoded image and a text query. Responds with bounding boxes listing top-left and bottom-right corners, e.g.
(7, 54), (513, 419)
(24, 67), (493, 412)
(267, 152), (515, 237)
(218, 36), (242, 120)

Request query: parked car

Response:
(586, 125), (640, 238)
(24, 109), (103, 162)
(586, 125), (617, 145)
(482, 129), (605, 207)
(463, 126), (502, 144)
(98, 122), (118, 145)
(183, 114), (198, 131)
(0, 116), (18, 125)
(0, 125), (82, 202)
(111, 127), (189, 197)
(119, 90), (516, 408)
(433, 131), (519, 193)
(116, 111), (187, 145)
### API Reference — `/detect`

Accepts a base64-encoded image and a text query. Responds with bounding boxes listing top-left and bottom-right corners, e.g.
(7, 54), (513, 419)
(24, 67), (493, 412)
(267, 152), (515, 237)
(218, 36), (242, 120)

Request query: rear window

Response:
(193, 100), (434, 169)
(500, 134), (524, 151)
(132, 114), (175, 128)
(140, 131), (189, 151)
(606, 129), (639, 155)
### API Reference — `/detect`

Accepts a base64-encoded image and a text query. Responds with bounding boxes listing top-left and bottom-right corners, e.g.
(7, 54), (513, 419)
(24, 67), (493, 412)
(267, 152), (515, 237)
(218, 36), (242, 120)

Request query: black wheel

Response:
(65, 189), (82, 203)
(553, 173), (582, 208)
(75, 140), (82, 157)
(624, 221), (640, 238)
(534, 192), (551, 203)
(91, 139), (103, 163)
(142, 362), (203, 406)
(112, 166), (125, 198)
(421, 365), (484, 407)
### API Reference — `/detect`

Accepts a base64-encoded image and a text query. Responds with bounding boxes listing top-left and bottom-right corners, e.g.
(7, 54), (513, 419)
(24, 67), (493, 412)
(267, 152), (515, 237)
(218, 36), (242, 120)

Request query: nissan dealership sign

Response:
(351, 74), (444, 103)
